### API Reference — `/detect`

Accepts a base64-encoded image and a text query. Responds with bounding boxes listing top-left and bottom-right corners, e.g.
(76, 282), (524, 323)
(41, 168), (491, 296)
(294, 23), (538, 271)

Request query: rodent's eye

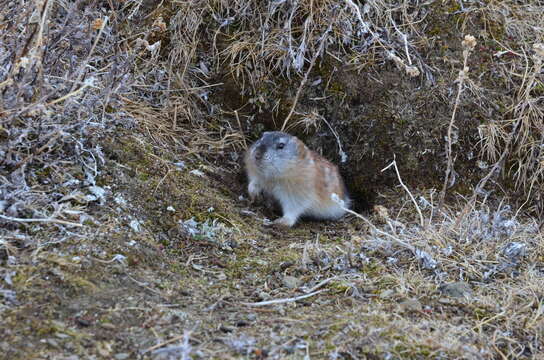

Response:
(276, 143), (285, 150)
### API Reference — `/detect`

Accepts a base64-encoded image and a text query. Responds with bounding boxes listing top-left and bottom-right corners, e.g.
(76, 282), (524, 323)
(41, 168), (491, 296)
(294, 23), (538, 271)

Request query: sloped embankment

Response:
(1, 0), (543, 358)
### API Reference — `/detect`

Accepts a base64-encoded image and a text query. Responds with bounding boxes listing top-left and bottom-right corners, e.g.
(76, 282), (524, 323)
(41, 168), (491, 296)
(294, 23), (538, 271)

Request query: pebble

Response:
(101, 323), (116, 330)
(282, 275), (302, 289)
(399, 298), (422, 312)
(439, 281), (473, 299)
(379, 289), (395, 299)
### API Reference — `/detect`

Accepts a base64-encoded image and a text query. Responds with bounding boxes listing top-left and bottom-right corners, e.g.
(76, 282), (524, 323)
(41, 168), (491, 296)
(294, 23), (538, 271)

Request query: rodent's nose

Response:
(254, 144), (266, 160)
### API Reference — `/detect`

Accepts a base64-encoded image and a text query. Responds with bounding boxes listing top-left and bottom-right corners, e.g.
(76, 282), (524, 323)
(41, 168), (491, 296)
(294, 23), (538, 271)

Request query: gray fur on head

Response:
(251, 132), (299, 178)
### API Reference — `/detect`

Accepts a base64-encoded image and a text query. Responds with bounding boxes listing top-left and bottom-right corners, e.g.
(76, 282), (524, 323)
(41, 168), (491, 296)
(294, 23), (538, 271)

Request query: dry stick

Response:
(381, 158), (424, 228)
(439, 36), (476, 210)
(303, 276), (341, 294)
(438, 64), (467, 210)
(0, 214), (82, 227)
(69, 16), (109, 93)
(152, 169), (171, 195)
(241, 289), (328, 307)
(46, 83), (92, 105)
(36, 0), (52, 48)
(234, 110), (248, 150)
(13, 130), (62, 169)
(340, 205), (415, 253)
(280, 25), (332, 132)
(331, 194), (415, 252)
(142, 334), (187, 354)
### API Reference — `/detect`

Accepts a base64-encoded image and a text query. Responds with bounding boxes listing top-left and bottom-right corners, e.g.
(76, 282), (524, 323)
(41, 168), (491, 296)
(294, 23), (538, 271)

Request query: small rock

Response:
(225, 239), (239, 249)
(173, 161), (185, 169)
(439, 282), (472, 299)
(438, 297), (454, 304)
(502, 242), (527, 260)
(254, 259), (268, 266)
(235, 320), (249, 327)
(379, 289), (395, 299)
(216, 272), (227, 281)
(190, 169), (205, 177)
(100, 323), (116, 330)
(87, 186), (106, 202)
(129, 219), (141, 232)
(282, 275), (302, 289)
(114, 353), (130, 360)
(219, 324), (234, 333)
(279, 262), (295, 271)
(75, 317), (91, 327)
(399, 298), (422, 312)
(45, 338), (59, 347)
(114, 195), (127, 206)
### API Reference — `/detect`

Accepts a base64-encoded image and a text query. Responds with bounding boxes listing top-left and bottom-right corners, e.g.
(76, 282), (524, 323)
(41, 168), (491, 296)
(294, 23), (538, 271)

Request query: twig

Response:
(303, 276), (343, 294)
(13, 130), (63, 169)
(382, 158), (424, 227)
(438, 35), (476, 210)
(69, 16), (109, 93)
(142, 334), (186, 353)
(281, 25), (332, 132)
(127, 275), (163, 296)
(152, 169), (171, 195)
(241, 289), (328, 307)
(0, 214), (82, 227)
(321, 116), (347, 163)
(47, 82), (92, 105)
(235, 110), (248, 150)
(331, 194), (415, 252)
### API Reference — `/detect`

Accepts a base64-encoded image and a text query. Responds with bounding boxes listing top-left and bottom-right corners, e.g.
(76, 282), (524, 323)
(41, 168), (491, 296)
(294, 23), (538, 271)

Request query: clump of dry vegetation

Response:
(1, 0), (543, 359)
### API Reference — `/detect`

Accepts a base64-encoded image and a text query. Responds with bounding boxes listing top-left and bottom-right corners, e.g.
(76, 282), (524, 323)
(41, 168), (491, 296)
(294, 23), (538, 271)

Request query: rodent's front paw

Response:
(272, 216), (296, 228)
(248, 182), (262, 203)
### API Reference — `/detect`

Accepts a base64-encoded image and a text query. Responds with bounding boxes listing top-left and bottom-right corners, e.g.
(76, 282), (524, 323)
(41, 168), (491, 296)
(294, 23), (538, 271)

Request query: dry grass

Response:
(1, 0), (543, 358)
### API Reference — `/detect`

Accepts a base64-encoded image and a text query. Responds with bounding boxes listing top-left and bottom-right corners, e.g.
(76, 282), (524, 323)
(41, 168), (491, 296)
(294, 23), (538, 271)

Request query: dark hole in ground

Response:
(342, 170), (375, 214)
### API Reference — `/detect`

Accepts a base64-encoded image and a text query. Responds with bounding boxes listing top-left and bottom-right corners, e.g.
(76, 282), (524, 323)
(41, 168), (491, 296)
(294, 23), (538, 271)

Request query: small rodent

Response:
(244, 131), (350, 227)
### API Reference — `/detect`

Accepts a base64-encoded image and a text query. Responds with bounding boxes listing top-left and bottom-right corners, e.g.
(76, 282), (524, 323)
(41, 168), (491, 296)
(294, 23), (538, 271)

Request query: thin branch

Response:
(382, 158), (424, 228)
(242, 289), (328, 307)
(0, 214), (82, 227)
(281, 25), (332, 132)
(142, 334), (186, 354)
(439, 35), (476, 210)
(69, 16), (109, 93)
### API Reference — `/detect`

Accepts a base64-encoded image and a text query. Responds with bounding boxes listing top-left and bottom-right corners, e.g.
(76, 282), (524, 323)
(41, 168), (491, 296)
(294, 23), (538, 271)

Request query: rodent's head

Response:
(250, 131), (300, 177)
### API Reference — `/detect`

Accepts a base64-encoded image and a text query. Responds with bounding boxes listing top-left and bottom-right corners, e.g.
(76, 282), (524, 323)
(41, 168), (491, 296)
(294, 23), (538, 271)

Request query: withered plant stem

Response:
(438, 38), (474, 210)
(281, 25), (332, 132)
(382, 158), (425, 228)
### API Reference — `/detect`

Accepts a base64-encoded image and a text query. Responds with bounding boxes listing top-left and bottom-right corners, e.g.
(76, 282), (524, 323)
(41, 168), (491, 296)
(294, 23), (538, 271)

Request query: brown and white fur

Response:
(244, 131), (350, 227)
